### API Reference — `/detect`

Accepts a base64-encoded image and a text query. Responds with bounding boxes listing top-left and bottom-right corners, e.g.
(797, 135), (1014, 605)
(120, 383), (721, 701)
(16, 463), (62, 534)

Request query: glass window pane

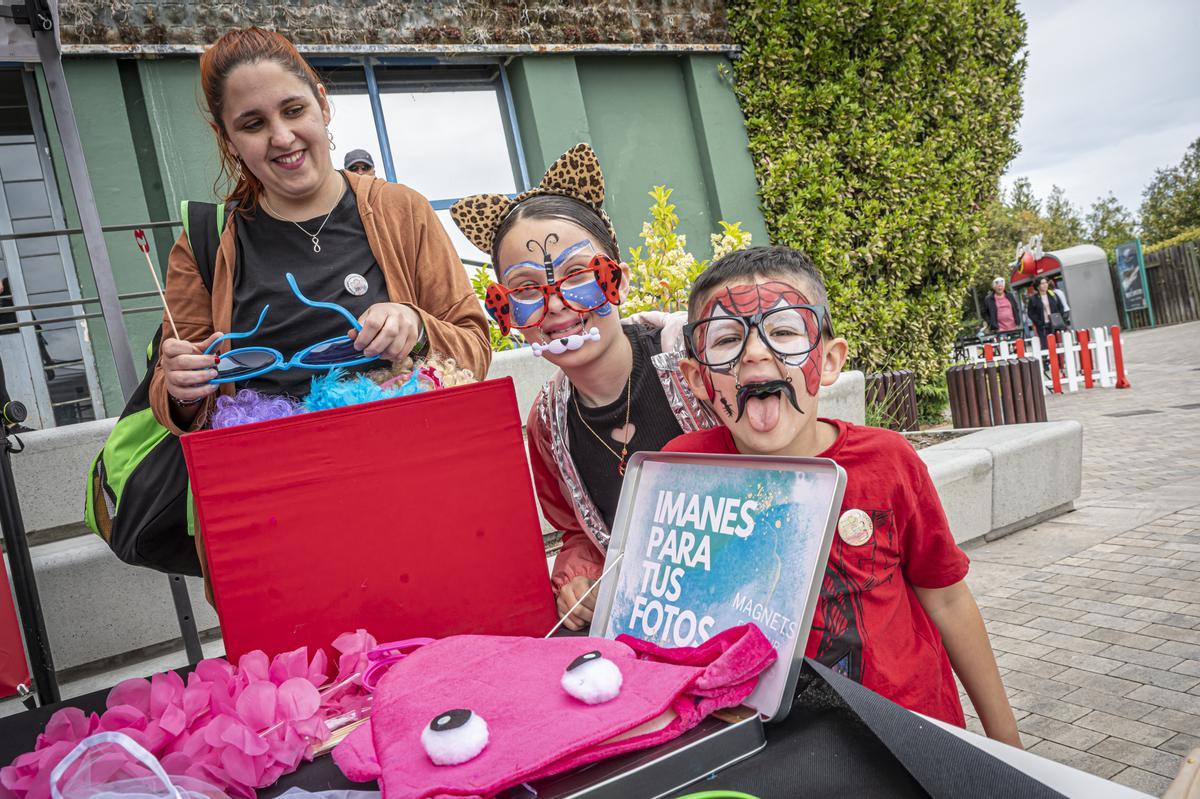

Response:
(379, 90), (517, 201)
(327, 92), (383, 177)
(435, 208), (491, 286)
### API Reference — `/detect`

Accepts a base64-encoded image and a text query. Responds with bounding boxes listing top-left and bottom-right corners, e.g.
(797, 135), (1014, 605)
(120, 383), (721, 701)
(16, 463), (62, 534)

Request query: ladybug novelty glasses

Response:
(484, 254), (623, 335)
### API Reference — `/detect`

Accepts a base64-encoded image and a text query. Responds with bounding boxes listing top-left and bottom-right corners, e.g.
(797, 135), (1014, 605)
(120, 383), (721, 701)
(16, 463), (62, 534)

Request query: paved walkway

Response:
(960, 320), (1200, 796)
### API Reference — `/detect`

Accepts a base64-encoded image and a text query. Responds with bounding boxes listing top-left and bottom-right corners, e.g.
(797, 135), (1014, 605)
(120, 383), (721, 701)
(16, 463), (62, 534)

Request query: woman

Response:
(1025, 276), (1064, 349)
(152, 27), (488, 433)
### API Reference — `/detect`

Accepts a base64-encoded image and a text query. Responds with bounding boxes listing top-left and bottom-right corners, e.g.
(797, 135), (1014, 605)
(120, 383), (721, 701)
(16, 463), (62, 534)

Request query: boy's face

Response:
(495, 216), (629, 369)
(680, 275), (849, 456)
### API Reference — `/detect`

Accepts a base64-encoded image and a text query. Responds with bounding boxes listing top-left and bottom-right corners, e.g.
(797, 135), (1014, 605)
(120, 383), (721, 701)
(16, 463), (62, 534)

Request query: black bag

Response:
(1050, 311), (1067, 332)
(84, 201), (234, 575)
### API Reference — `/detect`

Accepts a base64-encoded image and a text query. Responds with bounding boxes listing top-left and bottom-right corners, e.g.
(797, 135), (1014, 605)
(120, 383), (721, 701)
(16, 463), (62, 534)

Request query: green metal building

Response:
(0, 3), (768, 426)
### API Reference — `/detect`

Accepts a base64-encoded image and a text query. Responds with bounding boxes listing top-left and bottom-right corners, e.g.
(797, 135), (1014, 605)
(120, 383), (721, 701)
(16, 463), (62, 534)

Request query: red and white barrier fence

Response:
(962, 326), (1131, 394)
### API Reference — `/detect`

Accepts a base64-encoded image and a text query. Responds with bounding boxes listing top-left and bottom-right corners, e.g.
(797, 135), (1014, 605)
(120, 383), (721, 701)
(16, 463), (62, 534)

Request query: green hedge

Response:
(1145, 226), (1200, 255)
(727, 0), (1027, 419)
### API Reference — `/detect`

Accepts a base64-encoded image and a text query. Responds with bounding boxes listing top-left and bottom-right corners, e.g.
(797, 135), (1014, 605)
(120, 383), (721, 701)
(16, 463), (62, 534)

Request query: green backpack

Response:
(84, 200), (235, 575)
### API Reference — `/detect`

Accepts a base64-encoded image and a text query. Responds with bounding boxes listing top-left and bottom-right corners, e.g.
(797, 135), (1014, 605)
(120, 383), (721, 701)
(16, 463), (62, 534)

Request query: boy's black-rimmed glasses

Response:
(683, 304), (834, 368)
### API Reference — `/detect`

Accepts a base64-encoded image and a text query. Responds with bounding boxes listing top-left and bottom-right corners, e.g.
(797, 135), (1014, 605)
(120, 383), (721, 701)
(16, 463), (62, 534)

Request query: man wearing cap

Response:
(344, 149), (376, 177)
(982, 277), (1023, 337)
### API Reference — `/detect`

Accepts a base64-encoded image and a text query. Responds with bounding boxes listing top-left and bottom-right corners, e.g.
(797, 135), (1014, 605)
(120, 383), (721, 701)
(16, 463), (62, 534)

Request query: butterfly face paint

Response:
(485, 250), (623, 336)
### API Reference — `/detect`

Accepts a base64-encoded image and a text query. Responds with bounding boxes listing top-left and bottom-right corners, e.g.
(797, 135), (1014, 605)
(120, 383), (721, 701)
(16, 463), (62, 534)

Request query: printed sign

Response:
(595, 454), (844, 719)
(1115, 240), (1148, 312)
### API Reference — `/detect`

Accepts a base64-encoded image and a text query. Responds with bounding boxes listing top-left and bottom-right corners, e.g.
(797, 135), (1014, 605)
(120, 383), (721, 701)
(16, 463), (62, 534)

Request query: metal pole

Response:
(34, 29), (139, 398)
(32, 14), (203, 664)
(168, 573), (203, 662)
(0, 422), (60, 705)
(363, 60), (397, 183)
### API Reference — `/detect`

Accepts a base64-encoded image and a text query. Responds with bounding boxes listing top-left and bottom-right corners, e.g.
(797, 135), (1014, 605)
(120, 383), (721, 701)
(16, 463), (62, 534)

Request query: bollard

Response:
(1027, 357), (1048, 421)
(1048, 336), (1063, 394)
(1078, 328), (1094, 389)
(1110, 325), (1131, 389)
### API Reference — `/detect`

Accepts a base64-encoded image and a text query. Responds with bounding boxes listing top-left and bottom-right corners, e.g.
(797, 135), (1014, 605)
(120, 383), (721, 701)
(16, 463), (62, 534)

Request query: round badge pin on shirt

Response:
(344, 273), (368, 296)
(838, 509), (874, 546)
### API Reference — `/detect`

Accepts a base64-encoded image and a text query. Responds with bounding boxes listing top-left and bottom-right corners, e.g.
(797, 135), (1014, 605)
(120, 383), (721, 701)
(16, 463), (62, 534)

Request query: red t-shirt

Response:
(662, 420), (969, 726)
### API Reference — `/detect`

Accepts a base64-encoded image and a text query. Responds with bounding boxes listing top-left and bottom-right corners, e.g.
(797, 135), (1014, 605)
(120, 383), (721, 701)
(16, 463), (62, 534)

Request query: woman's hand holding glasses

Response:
(162, 332), (224, 406)
(349, 302), (423, 363)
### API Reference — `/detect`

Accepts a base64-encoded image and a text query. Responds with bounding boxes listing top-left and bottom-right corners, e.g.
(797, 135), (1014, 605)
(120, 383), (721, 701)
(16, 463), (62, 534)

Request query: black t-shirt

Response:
(231, 176), (388, 397)
(567, 324), (683, 530)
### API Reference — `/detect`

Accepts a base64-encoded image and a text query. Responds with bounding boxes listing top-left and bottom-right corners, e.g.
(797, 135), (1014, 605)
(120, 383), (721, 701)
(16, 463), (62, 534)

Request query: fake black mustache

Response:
(734, 379), (802, 422)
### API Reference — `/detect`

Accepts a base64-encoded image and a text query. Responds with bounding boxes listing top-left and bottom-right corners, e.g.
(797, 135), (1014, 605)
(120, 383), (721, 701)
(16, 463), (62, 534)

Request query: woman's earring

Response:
(327, 128), (335, 151)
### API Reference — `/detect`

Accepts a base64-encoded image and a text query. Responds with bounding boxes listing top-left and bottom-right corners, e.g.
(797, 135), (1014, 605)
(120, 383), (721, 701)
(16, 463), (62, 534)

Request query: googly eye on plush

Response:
(421, 708), (489, 765)
(562, 650), (623, 705)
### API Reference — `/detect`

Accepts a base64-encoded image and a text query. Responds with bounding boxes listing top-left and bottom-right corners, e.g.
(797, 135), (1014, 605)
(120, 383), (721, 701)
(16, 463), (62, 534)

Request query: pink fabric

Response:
(0, 630), (378, 799)
(332, 624), (774, 799)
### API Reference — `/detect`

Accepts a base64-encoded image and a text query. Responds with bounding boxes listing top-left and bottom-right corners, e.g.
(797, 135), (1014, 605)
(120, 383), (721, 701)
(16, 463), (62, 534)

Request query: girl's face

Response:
(220, 60), (333, 204)
(495, 215), (629, 370)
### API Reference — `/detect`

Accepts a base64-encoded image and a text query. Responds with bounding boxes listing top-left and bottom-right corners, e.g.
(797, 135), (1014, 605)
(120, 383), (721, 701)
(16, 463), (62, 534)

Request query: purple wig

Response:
(211, 389), (303, 429)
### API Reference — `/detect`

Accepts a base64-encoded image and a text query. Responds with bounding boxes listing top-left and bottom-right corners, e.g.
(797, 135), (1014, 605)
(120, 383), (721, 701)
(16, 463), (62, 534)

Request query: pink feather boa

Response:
(0, 630), (378, 799)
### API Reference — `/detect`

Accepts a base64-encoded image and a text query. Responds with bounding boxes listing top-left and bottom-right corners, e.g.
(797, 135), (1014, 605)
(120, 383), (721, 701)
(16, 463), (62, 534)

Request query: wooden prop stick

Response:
(134, 229), (179, 340)
(544, 552), (624, 638)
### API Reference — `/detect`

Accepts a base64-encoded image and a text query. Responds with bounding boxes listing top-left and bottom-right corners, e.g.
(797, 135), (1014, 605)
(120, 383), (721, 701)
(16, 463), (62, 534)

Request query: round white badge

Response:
(344, 273), (368, 296)
(837, 509), (874, 546)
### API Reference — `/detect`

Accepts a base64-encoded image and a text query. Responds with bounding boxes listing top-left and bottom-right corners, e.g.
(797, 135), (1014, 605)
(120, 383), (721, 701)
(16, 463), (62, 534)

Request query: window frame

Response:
(312, 56), (530, 211)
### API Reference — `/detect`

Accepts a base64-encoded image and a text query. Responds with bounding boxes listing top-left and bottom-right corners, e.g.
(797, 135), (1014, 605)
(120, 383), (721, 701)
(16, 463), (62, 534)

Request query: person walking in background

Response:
(343, 149), (376, 177)
(981, 277), (1023, 338)
(1026, 276), (1064, 349)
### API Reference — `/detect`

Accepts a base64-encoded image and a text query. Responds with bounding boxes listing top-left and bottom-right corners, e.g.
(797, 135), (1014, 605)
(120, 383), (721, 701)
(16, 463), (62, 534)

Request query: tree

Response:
(727, 0), (1027, 420)
(1086, 193), (1137, 261)
(1042, 185), (1085, 250)
(1007, 177), (1041, 215)
(1140, 137), (1200, 244)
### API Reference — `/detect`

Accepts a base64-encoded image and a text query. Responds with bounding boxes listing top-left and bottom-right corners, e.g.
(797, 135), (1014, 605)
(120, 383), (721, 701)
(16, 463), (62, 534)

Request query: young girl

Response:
(452, 144), (716, 630)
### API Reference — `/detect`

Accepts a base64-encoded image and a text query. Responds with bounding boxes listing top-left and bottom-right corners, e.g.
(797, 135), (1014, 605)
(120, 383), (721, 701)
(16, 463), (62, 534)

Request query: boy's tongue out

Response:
(746, 393), (781, 432)
(736, 379), (799, 433)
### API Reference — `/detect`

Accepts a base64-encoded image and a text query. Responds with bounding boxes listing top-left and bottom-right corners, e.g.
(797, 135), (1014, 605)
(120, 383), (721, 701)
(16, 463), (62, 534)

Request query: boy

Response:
(666, 246), (1021, 746)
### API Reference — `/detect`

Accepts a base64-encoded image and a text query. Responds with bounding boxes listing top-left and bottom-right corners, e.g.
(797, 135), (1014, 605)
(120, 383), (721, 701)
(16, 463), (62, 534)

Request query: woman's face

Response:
(220, 60), (333, 203)
(1037, 279), (1049, 294)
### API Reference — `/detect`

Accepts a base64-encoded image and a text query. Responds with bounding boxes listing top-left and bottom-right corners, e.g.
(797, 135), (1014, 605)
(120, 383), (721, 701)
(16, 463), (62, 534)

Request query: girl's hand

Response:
(161, 332), (223, 403)
(556, 576), (597, 632)
(350, 302), (423, 363)
(625, 310), (687, 353)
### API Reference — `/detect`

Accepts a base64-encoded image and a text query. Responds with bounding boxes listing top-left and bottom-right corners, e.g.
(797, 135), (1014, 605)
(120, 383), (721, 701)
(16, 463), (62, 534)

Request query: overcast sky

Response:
(1002, 0), (1200, 218)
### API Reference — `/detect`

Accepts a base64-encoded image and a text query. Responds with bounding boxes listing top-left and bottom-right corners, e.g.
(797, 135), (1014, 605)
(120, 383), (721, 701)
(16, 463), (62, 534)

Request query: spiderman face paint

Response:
(682, 278), (833, 452)
(689, 281), (826, 397)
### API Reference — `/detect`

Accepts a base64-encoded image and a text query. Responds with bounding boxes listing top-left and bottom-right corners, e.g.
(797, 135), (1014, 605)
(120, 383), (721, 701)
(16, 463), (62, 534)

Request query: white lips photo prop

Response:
(531, 327), (601, 357)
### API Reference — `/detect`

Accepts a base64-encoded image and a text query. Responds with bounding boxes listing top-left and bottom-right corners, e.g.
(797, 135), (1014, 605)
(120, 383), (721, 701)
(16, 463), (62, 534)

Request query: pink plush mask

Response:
(333, 624), (774, 799)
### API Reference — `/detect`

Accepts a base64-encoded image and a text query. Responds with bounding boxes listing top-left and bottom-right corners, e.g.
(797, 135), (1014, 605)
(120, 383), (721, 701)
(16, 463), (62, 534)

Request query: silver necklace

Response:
(261, 188), (342, 253)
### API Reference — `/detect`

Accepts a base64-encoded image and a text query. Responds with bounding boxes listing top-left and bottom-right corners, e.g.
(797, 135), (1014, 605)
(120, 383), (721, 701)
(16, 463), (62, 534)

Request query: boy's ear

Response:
(819, 337), (850, 388)
(679, 357), (712, 402)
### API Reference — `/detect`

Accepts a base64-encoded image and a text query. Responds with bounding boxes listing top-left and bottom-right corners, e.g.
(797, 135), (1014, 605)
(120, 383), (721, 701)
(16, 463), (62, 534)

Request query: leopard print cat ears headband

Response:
(450, 143), (617, 256)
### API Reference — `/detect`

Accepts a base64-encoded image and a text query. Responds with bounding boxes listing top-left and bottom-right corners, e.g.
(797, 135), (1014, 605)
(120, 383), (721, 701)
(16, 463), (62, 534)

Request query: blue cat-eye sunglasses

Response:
(204, 272), (379, 384)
